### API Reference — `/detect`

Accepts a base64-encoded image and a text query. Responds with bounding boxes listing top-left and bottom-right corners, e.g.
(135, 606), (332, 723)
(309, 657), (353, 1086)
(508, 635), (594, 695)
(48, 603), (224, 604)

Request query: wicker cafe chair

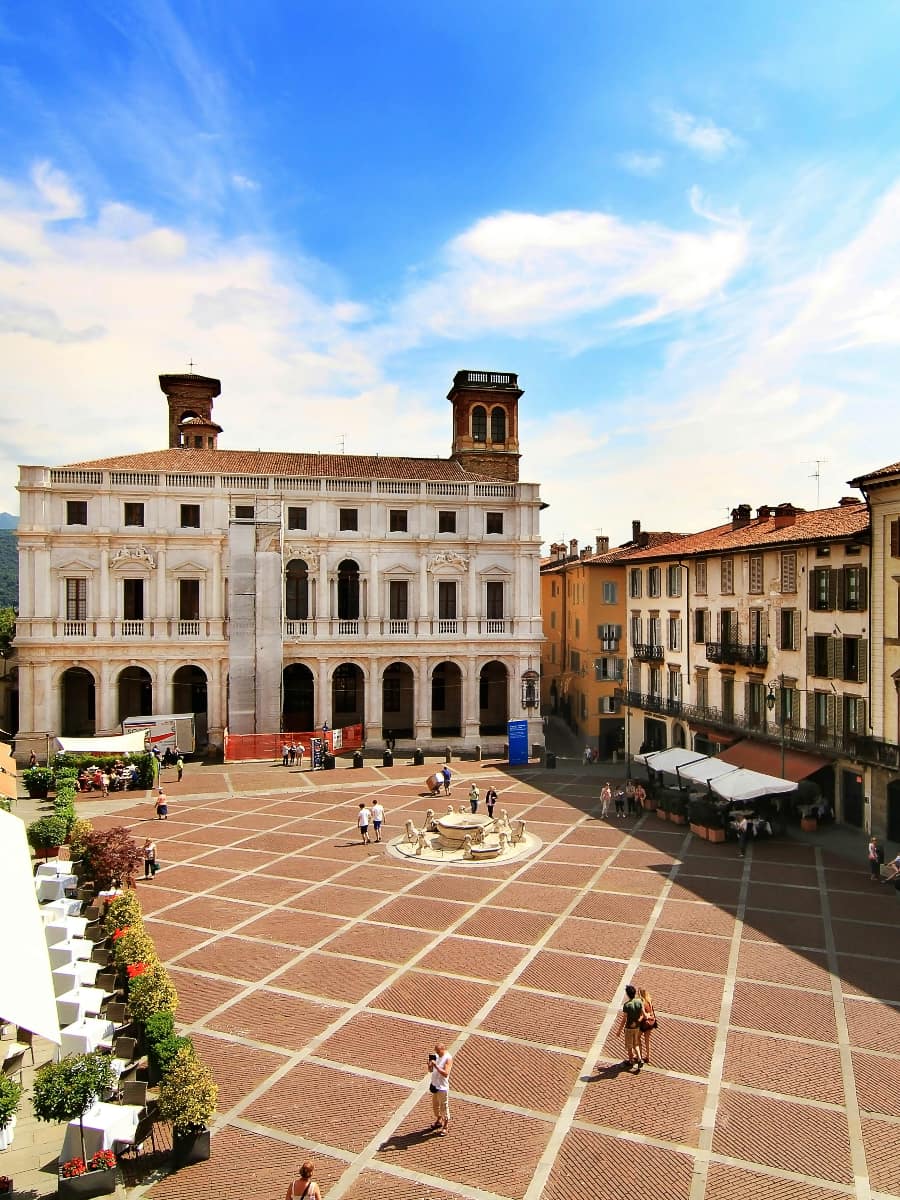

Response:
(114, 1112), (159, 1160)
(14, 1028), (34, 1065)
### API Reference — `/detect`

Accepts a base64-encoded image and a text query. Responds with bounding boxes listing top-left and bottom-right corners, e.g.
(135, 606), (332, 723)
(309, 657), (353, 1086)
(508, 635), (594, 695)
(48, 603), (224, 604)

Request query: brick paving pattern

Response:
(76, 760), (899, 1200)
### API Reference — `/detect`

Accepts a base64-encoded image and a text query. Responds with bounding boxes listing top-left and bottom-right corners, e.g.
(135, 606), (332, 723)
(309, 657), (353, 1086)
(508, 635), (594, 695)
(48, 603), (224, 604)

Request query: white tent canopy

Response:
(677, 757), (741, 786)
(634, 748), (708, 774)
(710, 768), (798, 802)
(56, 731), (147, 755)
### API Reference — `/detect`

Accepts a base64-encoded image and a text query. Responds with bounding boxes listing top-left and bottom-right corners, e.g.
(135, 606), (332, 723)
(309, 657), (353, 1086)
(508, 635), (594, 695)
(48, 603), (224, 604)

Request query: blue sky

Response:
(2, 1), (900, 543)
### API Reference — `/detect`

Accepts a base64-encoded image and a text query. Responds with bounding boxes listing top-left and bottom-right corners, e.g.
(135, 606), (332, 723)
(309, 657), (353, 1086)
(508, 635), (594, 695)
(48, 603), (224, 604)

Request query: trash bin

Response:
(353, 751), (363, 768)
(323, 753), (335, 770)
(444, 747), (452, 763)
(413, 748), (425, 766)
(545, 752), (557, 769)
(382, 750), (393, 767)
(475, 745), (482, 761)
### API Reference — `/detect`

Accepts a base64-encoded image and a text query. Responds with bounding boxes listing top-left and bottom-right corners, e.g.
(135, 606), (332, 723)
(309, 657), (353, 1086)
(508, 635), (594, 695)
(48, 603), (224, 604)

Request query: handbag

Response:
(150, 860), (160, 875)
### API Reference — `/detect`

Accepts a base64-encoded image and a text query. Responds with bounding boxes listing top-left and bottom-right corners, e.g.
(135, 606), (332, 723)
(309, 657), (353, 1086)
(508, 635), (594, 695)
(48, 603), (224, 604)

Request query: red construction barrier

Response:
(224, 724), (364, 762)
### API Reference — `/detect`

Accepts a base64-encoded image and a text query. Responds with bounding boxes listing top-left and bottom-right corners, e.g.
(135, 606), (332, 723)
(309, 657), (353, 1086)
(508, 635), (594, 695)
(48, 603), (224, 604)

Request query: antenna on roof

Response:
(806, 458), (828, 508)
(188, 358), (195, 375)
(338, 433), (346, 455)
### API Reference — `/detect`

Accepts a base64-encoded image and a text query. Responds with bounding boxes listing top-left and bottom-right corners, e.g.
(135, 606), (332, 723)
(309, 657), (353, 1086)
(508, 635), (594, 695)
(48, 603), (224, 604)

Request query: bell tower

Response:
(448, 370), (522, 482)
(159, 373), (222, 449)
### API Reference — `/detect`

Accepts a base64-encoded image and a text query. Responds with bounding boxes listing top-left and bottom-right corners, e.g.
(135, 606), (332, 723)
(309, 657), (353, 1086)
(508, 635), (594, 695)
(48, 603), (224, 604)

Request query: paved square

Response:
(88, 760), (900, 1199)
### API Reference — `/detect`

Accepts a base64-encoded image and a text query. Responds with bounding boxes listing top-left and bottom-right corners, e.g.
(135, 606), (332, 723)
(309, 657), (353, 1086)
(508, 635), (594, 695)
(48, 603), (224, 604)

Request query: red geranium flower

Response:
(61, 1158), (87, 1178)
(90, 1150), (116, 1171)
(112, 926), (131, 939)
(126, 961), (148, 978)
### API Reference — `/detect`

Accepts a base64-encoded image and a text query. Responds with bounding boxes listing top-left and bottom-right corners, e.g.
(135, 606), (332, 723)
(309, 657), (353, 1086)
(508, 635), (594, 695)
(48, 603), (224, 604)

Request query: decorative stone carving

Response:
(510, 819), (526, 845)
(404, 819), (419, 845)
(415, 831), (427, 856)
(424, 808), (436, 831)
(428, 550), (469, 571)
(110, 546), (156, 568)
(284, 545), (318, 562)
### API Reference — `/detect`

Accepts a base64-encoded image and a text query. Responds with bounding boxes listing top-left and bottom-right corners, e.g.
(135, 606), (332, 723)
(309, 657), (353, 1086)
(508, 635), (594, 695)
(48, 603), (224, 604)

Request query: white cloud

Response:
(618, 151), (664, 177)
(231, 173), (260, 191)
(662, 108), (740, 159)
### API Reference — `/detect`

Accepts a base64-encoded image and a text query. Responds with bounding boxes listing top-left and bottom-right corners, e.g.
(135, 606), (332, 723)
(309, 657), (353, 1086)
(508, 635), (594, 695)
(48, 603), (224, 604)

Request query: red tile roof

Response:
(849, 459), (900, 486)
(59, 448), (510, 484)
(620, 503), (869, 561)
(540, 532), (683, 572)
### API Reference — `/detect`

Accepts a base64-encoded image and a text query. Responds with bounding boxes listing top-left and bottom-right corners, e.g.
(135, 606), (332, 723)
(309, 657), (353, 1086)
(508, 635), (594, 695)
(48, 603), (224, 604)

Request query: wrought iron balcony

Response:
(633, 643), (664, 661)
(706, 641), (768, 667)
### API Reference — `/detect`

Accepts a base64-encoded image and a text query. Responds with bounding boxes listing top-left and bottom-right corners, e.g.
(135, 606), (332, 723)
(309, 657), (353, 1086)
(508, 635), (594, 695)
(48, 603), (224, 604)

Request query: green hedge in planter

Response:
(0, 1073), (22, 1135)
(26, 814), (68, 854)
(52, 752), (154, 789)
(22, 766), (54, 798)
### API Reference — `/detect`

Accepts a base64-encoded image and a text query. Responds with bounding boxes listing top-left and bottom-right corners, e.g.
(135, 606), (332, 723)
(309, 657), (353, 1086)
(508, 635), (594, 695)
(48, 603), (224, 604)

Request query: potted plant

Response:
(654, 789), (672, 821)
(0, 1074), (22, 1151)
(22, 765), (54, 798)
(157, 1046), (218, 1167)
(0, 1175), (11, 1194)
(27, 814), (69, 859)
(103, 890), (143, 936)
(57, 1151), (118, 1200)
(32, 1054), (115, 1157)
(127, 962), (178, 1025)
(668, 793), (688, 825)
(81, 827), (144, 891)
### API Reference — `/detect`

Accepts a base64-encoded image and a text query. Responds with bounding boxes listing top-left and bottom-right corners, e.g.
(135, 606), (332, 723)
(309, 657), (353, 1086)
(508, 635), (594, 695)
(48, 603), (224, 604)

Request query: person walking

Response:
(29, 750), (37, 768)
(869, 836), (884, 882)
(371, 800), (385, 843)
(485, 786), (498, 818)
(638, 987), (658, 1064)
(881, 851), (900, 883)
(285, 1160), (322, 1199)
(738, 815), (751, 858)
(442, 764), (452, 794)
(615, 984), (644, 1071)
(155, 787), (168, 820)
(282, 742), (290, 767)
(468, 784), (480, 814)
(176, 753), (184, 782)
(358, 802), (371, 845)
(600, 782), (612, 819)
(143, 838), (157, 879)
(614, 787), (626, 819)
(427, 1042), (453, 1134)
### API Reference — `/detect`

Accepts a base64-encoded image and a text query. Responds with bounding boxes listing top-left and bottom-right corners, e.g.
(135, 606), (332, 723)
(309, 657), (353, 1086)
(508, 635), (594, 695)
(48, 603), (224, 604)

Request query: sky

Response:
(2, 1), (900, 547)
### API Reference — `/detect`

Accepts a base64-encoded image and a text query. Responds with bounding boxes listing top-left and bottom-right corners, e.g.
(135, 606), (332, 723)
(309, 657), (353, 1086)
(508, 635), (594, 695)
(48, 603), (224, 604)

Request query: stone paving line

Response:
(8, 759), (900, 1199)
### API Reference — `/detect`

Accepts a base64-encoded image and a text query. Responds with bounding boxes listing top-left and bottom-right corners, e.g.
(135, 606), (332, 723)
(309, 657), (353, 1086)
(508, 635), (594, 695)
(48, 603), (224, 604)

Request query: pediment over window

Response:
(382, 563), (417, 578)
(168, 559), (209, 577)
(477, 562), (513, 578)
(53, 558), (96, 576)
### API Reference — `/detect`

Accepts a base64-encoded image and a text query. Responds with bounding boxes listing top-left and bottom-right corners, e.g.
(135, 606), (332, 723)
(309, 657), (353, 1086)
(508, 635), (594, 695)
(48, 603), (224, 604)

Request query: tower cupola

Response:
(159, 373), (222, 449)
(448, 369), (522, 482)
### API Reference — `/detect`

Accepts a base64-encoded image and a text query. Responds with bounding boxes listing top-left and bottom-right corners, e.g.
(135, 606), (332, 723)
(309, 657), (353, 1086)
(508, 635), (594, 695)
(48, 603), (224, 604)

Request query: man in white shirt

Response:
(427, 1042), (453, 1134)
(371, 801), (385, 843)
(357, 803), (371, 845)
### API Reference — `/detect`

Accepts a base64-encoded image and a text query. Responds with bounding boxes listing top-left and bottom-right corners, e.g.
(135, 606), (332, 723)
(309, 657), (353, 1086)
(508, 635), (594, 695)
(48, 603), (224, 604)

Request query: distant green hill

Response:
(0, 513), (17, 530)
(0, 531), (17, 608)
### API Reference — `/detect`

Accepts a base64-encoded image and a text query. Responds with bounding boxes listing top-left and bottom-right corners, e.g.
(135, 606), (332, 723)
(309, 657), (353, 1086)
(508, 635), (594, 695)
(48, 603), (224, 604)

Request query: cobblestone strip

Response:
(520, 826), (694, 1200)
(687, 842), (753, 1200)
(816, 846), (872, 1200)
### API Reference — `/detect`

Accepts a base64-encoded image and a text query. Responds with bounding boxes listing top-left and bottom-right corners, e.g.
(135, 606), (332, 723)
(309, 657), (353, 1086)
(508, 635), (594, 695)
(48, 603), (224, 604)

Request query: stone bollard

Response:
(382, 750), (393, 767)
(475, 745), (482, 761)
(413, 747), (425, 766)
(353, 751), (363, 768)
(445, 746), (452, 763)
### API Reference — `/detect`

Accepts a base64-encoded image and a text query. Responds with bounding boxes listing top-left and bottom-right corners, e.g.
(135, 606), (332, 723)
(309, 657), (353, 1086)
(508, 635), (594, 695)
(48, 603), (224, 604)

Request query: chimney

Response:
(838, 496), (860, 507)
(580, 547), (591, 560)
(569, 538), (578, 559)
(631, 519), (641, 544)
(774, 502), (798, 529)
(731, 504), (752, 530)
(159, 372), (222, 449)
(596, 535), (609, 555)
(757, 504), (772, 521)
(639, 532), (650, 548)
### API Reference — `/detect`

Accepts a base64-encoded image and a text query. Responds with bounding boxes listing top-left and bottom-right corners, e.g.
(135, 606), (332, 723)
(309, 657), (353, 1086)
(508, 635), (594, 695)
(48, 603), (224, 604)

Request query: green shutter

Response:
(827, 636), (837, 679)
(858, 639), (868, 683)
(827, 568), (838, 611)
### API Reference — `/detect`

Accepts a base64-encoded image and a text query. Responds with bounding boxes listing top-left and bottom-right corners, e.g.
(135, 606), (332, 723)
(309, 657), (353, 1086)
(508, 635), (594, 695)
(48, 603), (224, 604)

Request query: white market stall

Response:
(56, 731), (148, 755)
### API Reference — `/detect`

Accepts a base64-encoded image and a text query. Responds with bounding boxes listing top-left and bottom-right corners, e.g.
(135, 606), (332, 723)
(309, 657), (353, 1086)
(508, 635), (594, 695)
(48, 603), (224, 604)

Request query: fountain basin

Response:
(435, 811), (494, 849)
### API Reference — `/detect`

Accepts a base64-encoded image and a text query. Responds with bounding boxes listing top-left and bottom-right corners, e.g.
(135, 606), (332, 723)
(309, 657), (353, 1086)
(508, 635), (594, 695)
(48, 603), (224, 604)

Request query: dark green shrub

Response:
(22, 766), (54, 797)
(150, 1034), (193, 1079)
(27, 814), (68, 852)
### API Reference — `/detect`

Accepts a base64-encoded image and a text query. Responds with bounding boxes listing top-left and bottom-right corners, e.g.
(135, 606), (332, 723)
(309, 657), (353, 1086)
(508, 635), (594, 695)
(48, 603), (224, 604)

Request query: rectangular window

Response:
(843, 695), (865, 734)
(438, 511), (456, 533)
(649, 667), (661, 698)
(389, 580), (408, 620)
(389, 509), (408, 532)
(780, 552), (797, 593)
(66, 500), (88, 525)
(694, 609), (709, 645)
(569, 649), (582, 674)
(550, 610), (557, 629)
(842, 636), (866, 682)
(648, 615), (661, 647)
(720, 557), (734, 595)
(486, 581), (504, 619)
(694, 560), (708, 595)
(779, 608), (797, 650)
(668, 670), (682, 702)
(486, 512), (503, 534)
(180, 503), (200, 528)
(813, 633), (832, 677)
(123, 578), (144, 621)
(816, 544), (830, 558)
(594, 657), (622, 681)
(287, 506), (307, 530)
(749, 608), (764, 647)
(814, 691), (830, 734)
(811, 567), (834, 611)
(668, 615), (682, 651)
(438, 581), (457, 619)
(66, 578), (87, 620)
(598, 623), (621, 650)
(602, 580), (617, 604)
(339, 508), (358, 531)
(629, 568), (642, 598)
(630, 614), (641, 648)
(722, 675), (734, 719)
(891, 518), (900, 557)
(840, 566), (866, 611)
(648, 567), (661, 597)
(234, 504), (254, 520)
(179, 579), (200, 621)
(720, 609), (736, 644)
(666, 565), (682, 597)
(749, 554), (763, 594)
(124, 502), (144, 527)
(695, 671), (709, 709)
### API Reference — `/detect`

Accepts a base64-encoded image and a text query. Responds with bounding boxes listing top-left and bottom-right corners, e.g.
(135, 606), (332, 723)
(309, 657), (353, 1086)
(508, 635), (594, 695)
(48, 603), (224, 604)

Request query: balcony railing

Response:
(437, 619), (458, 635)
(633, 643), (664, 661)
(63, 620), (89, 637)
(484, 619), (507, 635)
(387, 619), (410, 635)
(178, 620), (201, 637)
(119, 620), (145, 638)
(619, 689), (900, 770)
(285, 620), (309, 637)
(337, 620), (359, 636)
(706, 641), (768, 667)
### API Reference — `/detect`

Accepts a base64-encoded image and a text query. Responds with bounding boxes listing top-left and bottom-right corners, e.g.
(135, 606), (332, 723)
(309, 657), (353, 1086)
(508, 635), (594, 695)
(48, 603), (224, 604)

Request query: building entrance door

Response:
(887, 779), (900, 842)
(841, 769), (864, 828)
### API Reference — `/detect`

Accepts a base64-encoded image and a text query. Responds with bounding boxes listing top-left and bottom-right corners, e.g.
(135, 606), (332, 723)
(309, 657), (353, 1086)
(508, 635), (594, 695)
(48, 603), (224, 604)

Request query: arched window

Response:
(472, 406), (487, 443)
(491, 406), (506, 443)
(337, 559), (360, 619)
(285, 560), (309, 620)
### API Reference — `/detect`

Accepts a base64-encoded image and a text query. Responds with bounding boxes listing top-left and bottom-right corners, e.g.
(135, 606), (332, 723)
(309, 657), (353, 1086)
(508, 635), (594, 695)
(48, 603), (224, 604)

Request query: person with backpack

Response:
(285, 1160), (321, 1199)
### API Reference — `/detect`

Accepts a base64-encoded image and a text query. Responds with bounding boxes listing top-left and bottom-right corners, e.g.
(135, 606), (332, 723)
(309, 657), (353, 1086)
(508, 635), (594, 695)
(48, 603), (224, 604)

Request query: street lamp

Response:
(765, 675), (787, 778)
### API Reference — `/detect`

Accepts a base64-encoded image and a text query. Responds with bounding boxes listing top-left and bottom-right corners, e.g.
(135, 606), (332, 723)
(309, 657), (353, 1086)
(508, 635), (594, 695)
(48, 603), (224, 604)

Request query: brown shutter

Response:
(826, 692), (836, 732)
(806, 636), (815, 675)
(776, 609), (783, 649)
(827, 568), (838, 611)
(808, 570), (817, 609)
(792, 610), (800, 651)
(892, 519), (900, 557)
(837, 566), (847, 611)
(858, 638), (868, 683)
(859, 567), (868, 610)
(806, 689), (815, 728)
(857, 697), (867, 731)
(834, 695), (843, 737)
(827, 636), (837, 679)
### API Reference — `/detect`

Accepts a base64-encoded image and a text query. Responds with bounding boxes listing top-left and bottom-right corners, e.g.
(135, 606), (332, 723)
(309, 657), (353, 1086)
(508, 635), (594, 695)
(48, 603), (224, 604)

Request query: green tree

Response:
(32, 1053), (115, 1163)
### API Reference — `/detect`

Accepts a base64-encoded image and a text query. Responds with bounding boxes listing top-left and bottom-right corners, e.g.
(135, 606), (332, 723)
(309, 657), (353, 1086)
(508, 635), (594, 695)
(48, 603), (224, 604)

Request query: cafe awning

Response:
(717, 741), (831, 782)
(634, 748), (709, 774)
(56, 731), (148, 755)
(710, 767), (798, 802)
(677, 757), (741, 786)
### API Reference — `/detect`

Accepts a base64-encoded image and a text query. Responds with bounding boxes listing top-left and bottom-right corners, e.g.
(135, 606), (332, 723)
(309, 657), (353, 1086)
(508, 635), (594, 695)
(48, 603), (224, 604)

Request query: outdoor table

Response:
(44, 916), (88, 946)
(0, 1115), (15, 1150)
(53, 960), (101, 995)
(35, 873), (77, 903)
(59, 1100), (142, 1162)
(56, 986), (106, 1027)
(41, 898), (82, 922)
(58, 1016), (114, 1059)
(48, 938), (93, 969)
(35, 859), (73, 879)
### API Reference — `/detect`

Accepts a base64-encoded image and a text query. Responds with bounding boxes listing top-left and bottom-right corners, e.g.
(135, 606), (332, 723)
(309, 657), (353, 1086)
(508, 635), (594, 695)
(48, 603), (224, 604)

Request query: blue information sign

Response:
(508, 719), (529, 766)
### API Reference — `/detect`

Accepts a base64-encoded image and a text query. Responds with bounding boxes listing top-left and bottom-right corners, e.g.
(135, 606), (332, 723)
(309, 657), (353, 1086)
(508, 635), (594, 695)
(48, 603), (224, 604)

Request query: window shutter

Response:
(806, 636), (815, 675)
(743, 681), (751, 719)
(792, 611), (799, 651)
(827, 636), (838, 679)
(776, 610), (783, 649)
(808, 571), (817, 609)
(761, 610), (769, 643)
(837, 567), (847, 611)
(806, 689), (815, 727)
(857, 697), (867, 731)
(828, 568), (838, 611)
(716, 611), (721, 641)
(892, 519), (900, 558)
(859, 567), (868, 610)
(826, 692), (835, 732)
(858, 638), (868, 683)
(834, 697), (843, 737)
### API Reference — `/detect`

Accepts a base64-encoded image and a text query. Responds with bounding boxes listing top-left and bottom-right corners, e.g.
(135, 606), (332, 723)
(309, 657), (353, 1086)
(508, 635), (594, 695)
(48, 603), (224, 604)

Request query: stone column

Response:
(369, 551), (380, 633)
(463, 654), (480, 742)
(99, 548), (110, 636)
(317, 658), (330, 729)
(415, 654), (430, 743)
(365, 656), (381, 745)
(418, 558), (429, 636)
(467, 558), (478, 636)
(318, 554), (330, 635)
(98, 660), (117, 732)
(18, 547), (33, 618)
(154, 547), (167, 637)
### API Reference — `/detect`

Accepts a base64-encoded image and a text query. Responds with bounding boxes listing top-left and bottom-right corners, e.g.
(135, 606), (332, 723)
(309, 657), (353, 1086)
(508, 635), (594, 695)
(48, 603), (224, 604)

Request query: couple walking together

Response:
(614, 984), (657, 1071)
